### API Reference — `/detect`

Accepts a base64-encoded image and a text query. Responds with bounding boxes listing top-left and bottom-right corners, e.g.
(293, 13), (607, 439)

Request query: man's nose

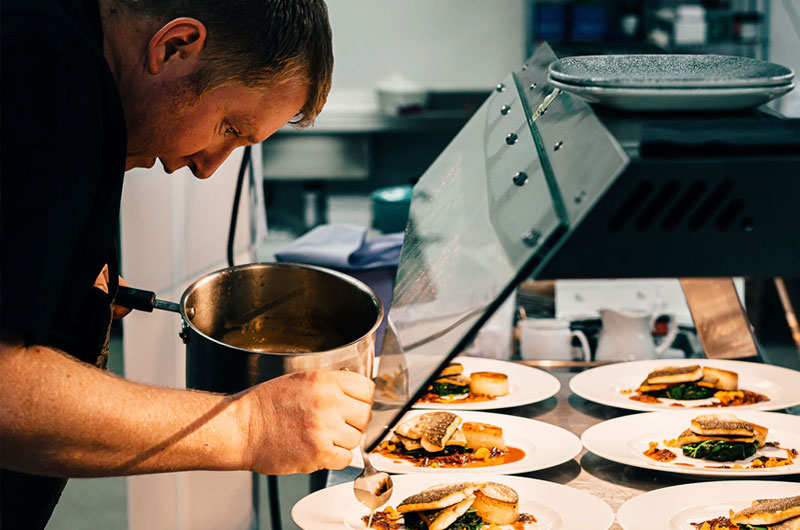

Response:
(190, 145), (237, 180)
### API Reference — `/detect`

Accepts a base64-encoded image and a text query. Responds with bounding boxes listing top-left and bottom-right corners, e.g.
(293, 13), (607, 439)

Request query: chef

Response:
(0, 0), (373, 528)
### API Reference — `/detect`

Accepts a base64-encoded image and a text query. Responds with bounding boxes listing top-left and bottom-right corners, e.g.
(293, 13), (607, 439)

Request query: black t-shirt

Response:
(1, 0), (127, 526)
(1, 0), (126, 357)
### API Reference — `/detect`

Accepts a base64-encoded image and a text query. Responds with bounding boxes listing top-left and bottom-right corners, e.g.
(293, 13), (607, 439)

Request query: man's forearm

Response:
(0, 339), (249, 477)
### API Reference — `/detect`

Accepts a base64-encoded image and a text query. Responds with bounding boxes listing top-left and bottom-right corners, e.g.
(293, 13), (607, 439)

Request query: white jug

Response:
(594, 308), (678, 362)
(519, 318), (591, 361)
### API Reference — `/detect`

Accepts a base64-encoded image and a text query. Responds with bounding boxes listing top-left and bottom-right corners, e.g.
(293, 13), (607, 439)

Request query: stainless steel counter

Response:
(326, 366), (800, 530)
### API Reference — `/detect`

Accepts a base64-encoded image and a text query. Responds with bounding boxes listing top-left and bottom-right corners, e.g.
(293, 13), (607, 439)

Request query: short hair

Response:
(117, 0), (333, 126)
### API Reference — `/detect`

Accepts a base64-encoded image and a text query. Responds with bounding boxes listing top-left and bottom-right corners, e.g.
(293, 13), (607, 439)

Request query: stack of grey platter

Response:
(546, 54), (795, 111)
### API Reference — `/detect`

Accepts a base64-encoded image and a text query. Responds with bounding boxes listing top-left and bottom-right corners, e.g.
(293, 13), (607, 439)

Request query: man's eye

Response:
(224, 124), (240, 136)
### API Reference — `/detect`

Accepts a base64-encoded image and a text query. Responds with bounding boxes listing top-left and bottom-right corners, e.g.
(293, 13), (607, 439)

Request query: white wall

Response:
(324, 0), (526, 109)
(769, 1), (800, 117)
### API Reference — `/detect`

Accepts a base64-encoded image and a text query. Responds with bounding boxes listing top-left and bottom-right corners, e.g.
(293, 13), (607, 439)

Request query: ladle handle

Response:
(115, 286), (181, 314)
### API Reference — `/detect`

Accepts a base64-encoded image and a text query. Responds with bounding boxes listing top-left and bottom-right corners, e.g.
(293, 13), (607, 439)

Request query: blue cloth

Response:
(275, 224), (402, 271)
(275, 224), (403, 356)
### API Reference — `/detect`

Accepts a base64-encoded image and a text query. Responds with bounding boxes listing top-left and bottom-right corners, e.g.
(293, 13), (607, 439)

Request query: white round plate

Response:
(292, 472), (614, 530)
(412, 356), (560, 410)
(616, 480), (800, 530)
(548, 77), (794, 111)
(569, 359), (800, 412)
(353, 409), (581, 475)
(582, 410), (800, 478)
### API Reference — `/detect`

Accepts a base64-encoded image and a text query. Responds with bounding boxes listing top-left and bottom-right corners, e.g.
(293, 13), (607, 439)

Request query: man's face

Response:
(124, 79), (307, 179)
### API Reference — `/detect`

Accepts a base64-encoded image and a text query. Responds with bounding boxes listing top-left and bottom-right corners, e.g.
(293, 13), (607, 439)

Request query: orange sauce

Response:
(512, 513), (538, 529)
(374, 446), (526, 469)
(630, 393), (663, 404)
(697, 390), (770, 408)
(363, 511), (402, 530)
(643, 442), (677, 462)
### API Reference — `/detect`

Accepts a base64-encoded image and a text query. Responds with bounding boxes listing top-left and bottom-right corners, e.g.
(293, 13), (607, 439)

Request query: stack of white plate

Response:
(547, 54), (795, 112)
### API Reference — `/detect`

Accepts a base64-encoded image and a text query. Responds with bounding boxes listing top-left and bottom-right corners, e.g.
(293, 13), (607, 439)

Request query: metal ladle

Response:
(353, 436), (393, 528)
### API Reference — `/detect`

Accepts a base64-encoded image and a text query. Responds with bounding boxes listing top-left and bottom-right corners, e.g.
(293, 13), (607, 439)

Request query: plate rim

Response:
(616, 479), (800, 530)
(355, 408), (582, 475)
(581, 410), (800, 478)
(548, 76), (795, 97)
(411, 355), (561, 411)
(548, 54), (796, 88)
(291, 471), (615, 530)
(569, 358), (800, 412)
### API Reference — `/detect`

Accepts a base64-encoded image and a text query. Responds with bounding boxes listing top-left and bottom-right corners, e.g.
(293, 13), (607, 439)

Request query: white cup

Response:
(519, 318), (591, 361)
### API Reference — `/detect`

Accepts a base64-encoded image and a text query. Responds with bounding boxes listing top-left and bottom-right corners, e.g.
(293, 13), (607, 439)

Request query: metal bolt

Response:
(554, 141), (563, 151)
(529, 82), (537, 90)
(521, 64), (528, 70)
(505, 133), (518, 145)
(496, 83), (506, 92)
(574, 190), (587, 204)
(500, 104), (511, 115)
(522, 230), (541, 247)
(512, 171), (528, 186)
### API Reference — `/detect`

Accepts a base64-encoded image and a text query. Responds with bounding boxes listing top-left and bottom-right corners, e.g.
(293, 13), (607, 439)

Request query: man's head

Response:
(104, 0), (333, 176)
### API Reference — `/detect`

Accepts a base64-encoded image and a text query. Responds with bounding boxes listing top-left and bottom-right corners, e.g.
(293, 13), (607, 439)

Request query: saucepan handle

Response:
(115, 285), (181, 314)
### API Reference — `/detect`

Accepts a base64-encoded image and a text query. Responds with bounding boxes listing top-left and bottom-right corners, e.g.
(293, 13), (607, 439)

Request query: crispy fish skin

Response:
(731, 496), (800, 525)
(418, 496), (476, 530)
(690, 414), (755, 436)
(770, 516), (800, 530)
(393, 432), (422, 452)
(646, 365), (703, 385)
(421, 415), (462, 453)
(394, 412), (461, 442)
(434, 374), (471, 386)
(439, 363), (464, 377)
(397, 482), (484, 513)
(674, 428), (756, 446)
(637, 381), (671, 392)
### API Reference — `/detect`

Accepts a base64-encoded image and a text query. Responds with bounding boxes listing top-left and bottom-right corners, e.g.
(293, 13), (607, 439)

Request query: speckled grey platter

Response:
(547, 76), (794, 112)
(548, 54), (794, 88)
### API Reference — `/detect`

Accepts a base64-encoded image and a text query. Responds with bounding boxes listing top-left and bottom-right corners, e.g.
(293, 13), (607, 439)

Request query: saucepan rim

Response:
(178, 261), (384, 356)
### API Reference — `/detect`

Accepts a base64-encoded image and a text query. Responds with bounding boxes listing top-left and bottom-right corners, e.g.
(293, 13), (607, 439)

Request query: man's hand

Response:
(240, 370), (374, 475)
(93, 264), (132, 319)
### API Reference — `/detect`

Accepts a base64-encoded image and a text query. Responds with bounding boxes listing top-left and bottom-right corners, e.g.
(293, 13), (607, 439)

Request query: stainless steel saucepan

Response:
(116, 262), (383, 393)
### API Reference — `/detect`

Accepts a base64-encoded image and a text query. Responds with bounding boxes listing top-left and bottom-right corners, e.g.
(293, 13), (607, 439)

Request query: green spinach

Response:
(682, 440), (759, 462)
(431, 381), (469, 396)
(651, 383), (716, 400)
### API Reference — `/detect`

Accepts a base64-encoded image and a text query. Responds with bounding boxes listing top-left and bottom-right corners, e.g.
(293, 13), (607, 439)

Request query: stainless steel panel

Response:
(261, 134), (369, 180)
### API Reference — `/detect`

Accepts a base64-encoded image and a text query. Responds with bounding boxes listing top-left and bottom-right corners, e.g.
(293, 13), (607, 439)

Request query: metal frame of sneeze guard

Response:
(364, 43), (629, 450)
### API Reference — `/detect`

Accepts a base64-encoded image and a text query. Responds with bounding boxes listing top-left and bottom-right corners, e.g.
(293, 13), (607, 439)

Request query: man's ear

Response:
(146, 17), (207, 76)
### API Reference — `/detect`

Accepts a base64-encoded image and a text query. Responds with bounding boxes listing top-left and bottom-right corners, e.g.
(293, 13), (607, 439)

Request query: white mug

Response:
(520, 318), (590, 361)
